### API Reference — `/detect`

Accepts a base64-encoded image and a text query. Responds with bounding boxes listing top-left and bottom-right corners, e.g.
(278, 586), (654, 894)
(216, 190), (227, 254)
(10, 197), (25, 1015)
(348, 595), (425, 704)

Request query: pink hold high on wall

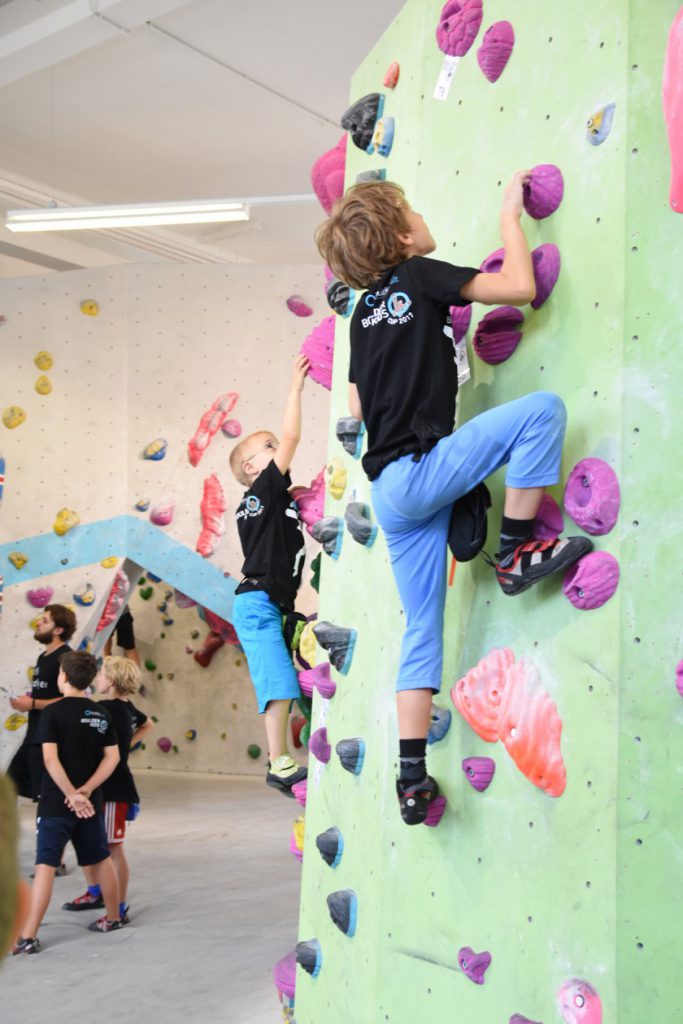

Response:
(476, 20), (515, 83)
(300, 316), (335, 391)
(523, 164), (564, 220)
(436, 0), (483, 58)
(663, 8), (683, 212)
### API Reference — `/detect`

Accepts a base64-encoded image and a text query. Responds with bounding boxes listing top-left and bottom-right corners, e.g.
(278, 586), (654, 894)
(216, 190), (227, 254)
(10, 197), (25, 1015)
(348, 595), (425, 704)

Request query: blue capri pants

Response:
(370, 392), (566, 694)
(232, 590), (301, 713)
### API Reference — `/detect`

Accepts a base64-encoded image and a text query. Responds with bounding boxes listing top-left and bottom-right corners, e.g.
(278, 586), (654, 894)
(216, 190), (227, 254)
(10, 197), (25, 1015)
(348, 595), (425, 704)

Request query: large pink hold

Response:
(473, 306), (524, 365)
(477, 21), (515, 82)
(436, 0), (483, 57)
(188, 392), (239, 467)
(663, 8), (683, 212)
(479, 246), (505, 274)
(523, 164), (564, 220)
(150, 497), (175, 527)
(95, 570), (130, 633)
(458, 946), (492, 985)
(531, 243), (561, 309)
(291, 468), (325, 534)
(300, 316), (335, 390)
(311, 135), (347, 215)
(449, 304), (472, 343)
(291, 779), (307, 808)
(273, 951), (297, 1000)
(309, 727), (331, 764)
(534, 494), (564, 541)
(157, 737), (172, 754)
(27, 587), (54, 608)
(564, 458), (620, 535)
(563, 551), (620, 610)
(196, 473), (227, 558)
(298, 662), (336, 700)
(286, 295), (313, 317)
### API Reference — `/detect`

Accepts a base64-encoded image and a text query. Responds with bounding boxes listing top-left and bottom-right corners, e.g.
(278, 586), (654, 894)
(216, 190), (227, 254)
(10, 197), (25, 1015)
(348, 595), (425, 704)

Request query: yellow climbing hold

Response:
(80, 299), (99, 316)
(2, 406), (26, 429)
(299, 621), (317, 668)
(100, 556), (118, 569)
(34, 351), (53, 371)
(26, 666), (34, 681)
(326, 458), (347, 501)
(53, 508), (80, 536)
(5, 713), (27, 732)
(292, 815), (305, 853)
(29, 614), (42, 631)
(35, 375), (52, 395)
(8, 551), (28, 569)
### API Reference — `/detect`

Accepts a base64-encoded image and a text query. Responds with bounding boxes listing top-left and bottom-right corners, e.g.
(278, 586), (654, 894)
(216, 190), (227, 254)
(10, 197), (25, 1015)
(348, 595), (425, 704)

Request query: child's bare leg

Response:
(110, 844), (129, 905)
(21, 864), (56, 938)
(264, 698), (291, 761)
(82, 864), (96, 887)
(503, 485), (544, 519)
(90, 856), (120, 921)
(396, 689), (433, 740)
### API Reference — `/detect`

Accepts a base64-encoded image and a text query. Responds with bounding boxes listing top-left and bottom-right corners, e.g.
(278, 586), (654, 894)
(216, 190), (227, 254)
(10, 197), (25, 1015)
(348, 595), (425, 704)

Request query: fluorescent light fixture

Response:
(5, 200), (251, 232)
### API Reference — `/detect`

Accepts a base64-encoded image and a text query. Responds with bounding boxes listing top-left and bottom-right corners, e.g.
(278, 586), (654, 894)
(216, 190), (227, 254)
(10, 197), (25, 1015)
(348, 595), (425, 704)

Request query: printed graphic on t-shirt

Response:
(81, 709), (110, 734)
(361, 281), (415, 329)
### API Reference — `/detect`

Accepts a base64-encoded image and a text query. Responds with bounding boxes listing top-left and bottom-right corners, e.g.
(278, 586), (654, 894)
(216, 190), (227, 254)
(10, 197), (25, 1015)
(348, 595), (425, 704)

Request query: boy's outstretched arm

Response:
(274, 354), (310, 475)
(460, 170), (536, 307)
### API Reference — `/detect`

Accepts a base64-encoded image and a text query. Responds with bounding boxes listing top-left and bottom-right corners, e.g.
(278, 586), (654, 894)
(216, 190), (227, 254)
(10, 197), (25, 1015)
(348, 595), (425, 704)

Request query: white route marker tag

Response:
(455, 337), (472, 386)
(433, 55), (460, 101)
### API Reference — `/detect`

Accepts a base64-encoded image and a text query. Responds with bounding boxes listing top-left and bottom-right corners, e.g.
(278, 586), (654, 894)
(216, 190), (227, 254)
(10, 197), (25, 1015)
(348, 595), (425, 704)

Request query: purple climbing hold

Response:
(676, 660), (683, 697)
(449, 304), (472, 344)
(563, 457), (620, 535)
(27, 587), (54, 608)
(458, 946), (492, 985)
(298, 663), (337, 700)
(291, 779), (308, 808)
(436, 0), (483, 58)
(534, 494), (564, 541)
(309, 727), (332, 764)
(531, 243), (561, 309)
(480, 246), (505, 274)
(300, 316), (335, 391)
(477, 21), (515, 82)
(286, 295), (313, 318)
(220, 419), (242, 438)
(311, 136), (347, 215)
(523, 164), (564, 220)
(173, 589), (197, 609)
(157, 737), (172, 753)
(563, 551), (620, 610)
(509, 1016), (543, 1024)
(273, 951), (297, 1001)
(424, 795), (447, 827)
(473, 307), (524, 365)
(462, 756), (496, 792)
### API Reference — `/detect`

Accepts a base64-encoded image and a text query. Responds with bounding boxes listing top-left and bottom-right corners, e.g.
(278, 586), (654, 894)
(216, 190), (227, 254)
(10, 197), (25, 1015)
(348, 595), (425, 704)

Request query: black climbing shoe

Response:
(396, 774), (440, 826)
(266, 756), (308, 797)
(493, 535), (593, 596)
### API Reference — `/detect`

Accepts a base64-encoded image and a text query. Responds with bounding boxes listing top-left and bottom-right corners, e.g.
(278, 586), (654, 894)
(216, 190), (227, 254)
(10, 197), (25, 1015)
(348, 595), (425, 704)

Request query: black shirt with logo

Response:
(234, 459), (306, 611)
(36, 697), (118, 817)
(26, 644), (71, 741)
(348, 255), (479, 481)
(98, 698), (147, 804)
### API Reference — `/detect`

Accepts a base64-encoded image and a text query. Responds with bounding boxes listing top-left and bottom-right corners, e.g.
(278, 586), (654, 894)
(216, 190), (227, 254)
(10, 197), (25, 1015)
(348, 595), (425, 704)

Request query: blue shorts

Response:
(36, 814), (110, 868)
(371, 392), (566, 694)
(232, 591), (301, 713)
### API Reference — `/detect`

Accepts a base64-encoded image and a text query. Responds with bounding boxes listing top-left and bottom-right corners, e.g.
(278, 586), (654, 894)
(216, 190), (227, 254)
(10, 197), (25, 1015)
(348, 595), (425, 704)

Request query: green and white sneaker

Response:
(266, 754), (308, 797)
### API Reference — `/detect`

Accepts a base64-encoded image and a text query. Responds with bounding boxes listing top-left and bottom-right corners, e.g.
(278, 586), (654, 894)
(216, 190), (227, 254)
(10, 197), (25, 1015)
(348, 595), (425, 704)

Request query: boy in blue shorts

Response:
(229, 354), (310, 797)
(315, 172), (592, 826)
(12, 652), (123, 953)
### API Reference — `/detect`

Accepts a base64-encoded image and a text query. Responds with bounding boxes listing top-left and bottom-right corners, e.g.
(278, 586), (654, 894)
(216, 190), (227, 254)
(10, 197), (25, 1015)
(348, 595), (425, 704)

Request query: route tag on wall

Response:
(433, 55), (460, 101)
(455, 337), (471, 386)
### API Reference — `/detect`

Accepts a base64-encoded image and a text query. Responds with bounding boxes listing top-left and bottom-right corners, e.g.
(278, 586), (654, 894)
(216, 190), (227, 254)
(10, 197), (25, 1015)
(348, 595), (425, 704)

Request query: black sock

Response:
(399, 738), (427, 785)
(499, 515), (535, 562)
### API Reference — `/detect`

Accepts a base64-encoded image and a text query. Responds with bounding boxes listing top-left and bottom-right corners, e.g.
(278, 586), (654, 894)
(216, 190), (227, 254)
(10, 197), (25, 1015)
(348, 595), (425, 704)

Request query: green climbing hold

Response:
(151, 715), (158, 723)
(221, 732), (227, 740)
(160, 632), (166, 639)
(139, 587), (153, 601)
(138, 576), (146, 585)
(144, 659), (156, 671)
(247, 743), (262, 759)
(235, 658), (242, 667)
(310, 552), (321, 593)
(301, 721), (311, 747)
(172, 745), (179, 753)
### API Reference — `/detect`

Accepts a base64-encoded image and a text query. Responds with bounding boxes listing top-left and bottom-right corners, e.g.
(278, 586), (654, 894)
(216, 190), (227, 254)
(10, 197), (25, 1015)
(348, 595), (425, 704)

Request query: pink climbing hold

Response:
(95, 570), (130, 633)
(150, 497), (175, 527)
(534, 494), (564, 541)
(383, 61), (400, 88)
(196, 473), (228, 558)
(663, 7), (683, 212)
(449, 304), (472, 344)
(203, 608), (239, 646)
(157, 737), (172, 754)
(174, 589), (197, 609)
(563, 458), (620, 536)
(676, 660), (683, 697)
(291, 468), (326, 535)
(188, 392), (239, 467)
(530, 243), (561, 310)
(300, 316), (335, 391)
(27, 587), (54, 608)
(557, 978), (602, 1024)
(477, 21), (515, 83)
(436, 0), (483, 58)
(473, 307), (524, 365)
(563, 551), (620, 611)
(480, 246), (505, 274)
(523, 164), (564, 220)
(286, 295), (313, 317)
(273, 951), (297, 1001)
(424, 795), (447, 827)
(462, 756), (496, 792)
(298, 663), (337, 700)
(311, 135), (347, 215)
(309, 727), (332, 764)
(220, 419), (242, 439)
(510, 1016), (542, 1024)
(291, 778), (308, 808)
(458, 946), (492, 985)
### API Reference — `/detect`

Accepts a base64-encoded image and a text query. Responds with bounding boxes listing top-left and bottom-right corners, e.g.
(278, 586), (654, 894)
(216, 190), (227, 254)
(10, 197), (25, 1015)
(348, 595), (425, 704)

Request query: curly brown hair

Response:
(314, 181), (411, 290)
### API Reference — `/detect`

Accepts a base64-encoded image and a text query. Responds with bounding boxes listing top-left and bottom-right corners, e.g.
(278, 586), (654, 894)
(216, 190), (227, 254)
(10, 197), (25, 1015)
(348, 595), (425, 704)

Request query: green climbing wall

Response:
(296, 2), (682, 1021)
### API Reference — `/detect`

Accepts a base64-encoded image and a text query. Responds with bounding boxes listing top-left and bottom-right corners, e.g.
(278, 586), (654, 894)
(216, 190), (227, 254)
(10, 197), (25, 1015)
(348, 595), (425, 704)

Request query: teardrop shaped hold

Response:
(313, 620), (357, 675)
(327, 889), (358, 937)
(316, 826), (344, 868)
(292, 778), (308, 808)
(309, 727), (332, 764)
(336, 416), (364, 459)
(424, 795), (447, 827)
(586, 101), (616, 146)
(563, 457), (620, 535)
(310, 517), (344, 560)
(476, 20), (515, 83)
(427, 703), (452, 745)
(458, 946), (492, 985)
(383, 60), (400, 88)
(298, 662), (337, 700)
(286, 294), (313, 317)
(335, 737), (366, 776)
(295, 938), (322, 978)
(473, 307), (524, 365)
(523, 164), (564, 220)
(462, 755), (496, 791)
(530, 243), (561, 310)
(449, 303), (472, 344)
(341, 93), (385, 152)
(344, 502), (378, 548)
(534, 494), (564, 541)
(563, 550), (620, 610)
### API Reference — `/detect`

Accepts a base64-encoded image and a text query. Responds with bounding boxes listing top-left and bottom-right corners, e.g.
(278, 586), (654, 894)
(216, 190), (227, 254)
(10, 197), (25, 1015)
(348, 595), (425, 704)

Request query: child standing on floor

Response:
(229, 354), (310, 797)
(315, 173), (592, 826)
(63, 656), (152, 921)
(13, 652), (122, 954)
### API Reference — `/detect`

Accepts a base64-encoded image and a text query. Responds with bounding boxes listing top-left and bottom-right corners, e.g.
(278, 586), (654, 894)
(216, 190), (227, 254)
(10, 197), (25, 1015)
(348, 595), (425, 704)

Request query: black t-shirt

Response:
(26, 644), (71, 741)
(349, 255), (479, 480)
(98, 698), (147, 804)
(36, 697), (118, 817)
(234, 460), (305, 611)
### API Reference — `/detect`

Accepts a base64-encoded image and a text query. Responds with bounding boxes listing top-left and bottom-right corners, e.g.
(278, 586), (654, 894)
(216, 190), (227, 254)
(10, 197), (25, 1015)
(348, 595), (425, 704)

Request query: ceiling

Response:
(0, 0), (405, 276)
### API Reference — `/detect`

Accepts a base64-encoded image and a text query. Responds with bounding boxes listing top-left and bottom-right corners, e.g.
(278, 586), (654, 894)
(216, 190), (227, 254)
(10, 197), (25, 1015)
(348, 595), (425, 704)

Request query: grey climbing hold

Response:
(344, 502), (377, 548)
(336, 416), (364, 459)
(313, 620), (357, 675)
(295, 938), (322, 978)
(326, 889), (358, 937)
(326, 278), (355, 317)
(316, 826), (344, 868)
(310, 517), (344, 560)
(335, 737), (366, 776)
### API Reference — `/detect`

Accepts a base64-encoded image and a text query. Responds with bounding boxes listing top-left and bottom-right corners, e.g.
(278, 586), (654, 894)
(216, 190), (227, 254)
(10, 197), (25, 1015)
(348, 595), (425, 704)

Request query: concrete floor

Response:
(3, 771), (302, 1024)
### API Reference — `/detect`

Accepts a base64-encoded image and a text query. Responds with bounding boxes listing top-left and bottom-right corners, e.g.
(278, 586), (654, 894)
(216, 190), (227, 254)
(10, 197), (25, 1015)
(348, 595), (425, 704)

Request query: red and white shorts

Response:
(103, 801), (129, 844)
